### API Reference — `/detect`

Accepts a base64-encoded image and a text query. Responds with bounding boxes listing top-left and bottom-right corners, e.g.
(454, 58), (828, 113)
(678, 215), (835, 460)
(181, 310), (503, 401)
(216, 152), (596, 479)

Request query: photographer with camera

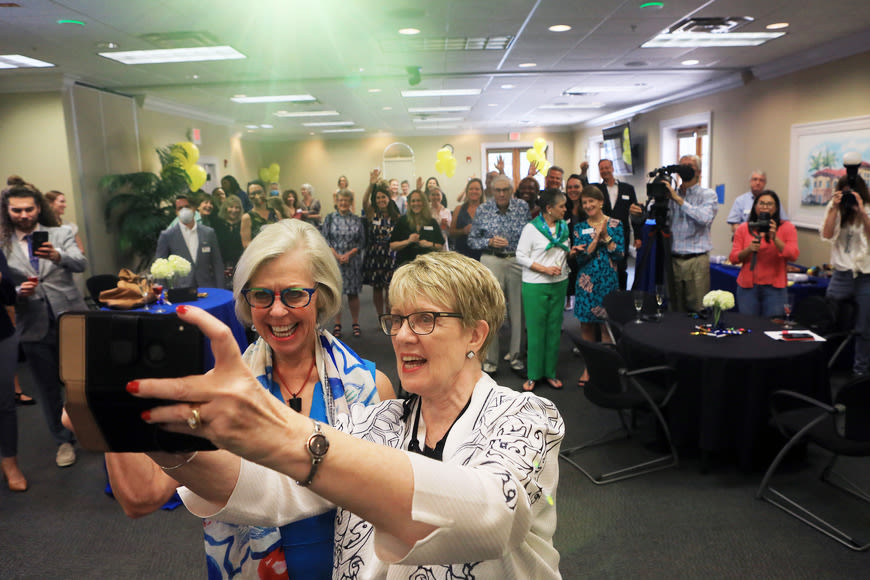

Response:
(728, 191), (798, 317)
(820, 153), (870, 376)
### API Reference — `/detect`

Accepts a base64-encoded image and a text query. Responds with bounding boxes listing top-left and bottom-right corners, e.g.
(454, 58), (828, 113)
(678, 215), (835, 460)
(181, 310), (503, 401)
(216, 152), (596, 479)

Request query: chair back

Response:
(576, 340), (626, 394)
(793, 295), (838, 334)
(86, 274), (120, 305)
(835, 375), (870, 442)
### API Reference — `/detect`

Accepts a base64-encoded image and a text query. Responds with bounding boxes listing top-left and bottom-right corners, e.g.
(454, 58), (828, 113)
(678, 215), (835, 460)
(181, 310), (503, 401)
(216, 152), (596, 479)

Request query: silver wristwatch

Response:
(297, 420), (329, 487)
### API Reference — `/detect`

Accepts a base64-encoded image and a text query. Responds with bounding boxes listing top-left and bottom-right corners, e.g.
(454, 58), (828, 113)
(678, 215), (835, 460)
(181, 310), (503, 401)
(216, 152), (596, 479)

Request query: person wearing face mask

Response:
(155, 194), (224, 288)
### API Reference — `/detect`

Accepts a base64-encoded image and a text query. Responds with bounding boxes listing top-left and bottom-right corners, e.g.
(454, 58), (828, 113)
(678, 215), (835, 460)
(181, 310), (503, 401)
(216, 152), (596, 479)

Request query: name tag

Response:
(372, 219), (380, 225)
(202, 246), (211, 253)
(621, 195), (630, 200)
(582, 228), (594, 235)
(423, 226), (434, 231)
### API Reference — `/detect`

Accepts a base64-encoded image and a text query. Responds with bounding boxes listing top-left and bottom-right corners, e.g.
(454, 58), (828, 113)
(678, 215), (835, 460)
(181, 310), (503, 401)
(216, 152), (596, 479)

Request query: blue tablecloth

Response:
(709, 263), (829, 309)
(107, 287), (247, 369)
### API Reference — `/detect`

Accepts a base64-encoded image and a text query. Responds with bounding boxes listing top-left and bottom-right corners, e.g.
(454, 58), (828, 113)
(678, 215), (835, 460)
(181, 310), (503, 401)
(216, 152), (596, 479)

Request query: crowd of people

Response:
(3, 154), (869, 577)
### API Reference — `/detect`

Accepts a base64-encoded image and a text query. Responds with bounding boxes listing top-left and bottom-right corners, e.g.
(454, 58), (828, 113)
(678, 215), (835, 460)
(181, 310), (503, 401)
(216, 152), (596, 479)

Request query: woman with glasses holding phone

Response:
(100, 219), (393, 579)
(129, 252), (564, 579)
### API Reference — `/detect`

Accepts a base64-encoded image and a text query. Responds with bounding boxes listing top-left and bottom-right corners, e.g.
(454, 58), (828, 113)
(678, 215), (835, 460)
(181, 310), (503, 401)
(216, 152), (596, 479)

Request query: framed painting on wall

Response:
(789, 114), (870, 228)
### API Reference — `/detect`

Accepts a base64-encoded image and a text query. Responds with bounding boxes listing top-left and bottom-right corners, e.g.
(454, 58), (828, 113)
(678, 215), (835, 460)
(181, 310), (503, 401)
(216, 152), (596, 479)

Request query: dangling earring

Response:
(466, 351), (475, 359)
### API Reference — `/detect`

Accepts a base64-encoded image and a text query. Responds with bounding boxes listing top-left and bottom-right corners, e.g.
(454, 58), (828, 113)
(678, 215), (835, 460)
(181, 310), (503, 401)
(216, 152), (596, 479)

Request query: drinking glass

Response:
(633, 290), (645, 324)
(152, 282), (166, 313)
(782, 296), (795, 329)
(655, 285), (666, 319)
(142, 273), (152, 311)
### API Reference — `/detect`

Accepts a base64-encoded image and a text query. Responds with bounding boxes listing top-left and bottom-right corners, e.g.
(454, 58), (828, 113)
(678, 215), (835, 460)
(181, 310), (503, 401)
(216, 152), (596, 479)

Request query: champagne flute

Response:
(782, 296), (794, 329)
(142, 273), (152, 311)
(633, 290), (645, 324)
(655, 285), (666, 319)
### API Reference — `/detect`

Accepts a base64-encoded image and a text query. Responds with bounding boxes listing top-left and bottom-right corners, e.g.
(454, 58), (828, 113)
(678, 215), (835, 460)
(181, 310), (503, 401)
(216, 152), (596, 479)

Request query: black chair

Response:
(756, 376), (870, 551)
(792, 295), (856, 371)
(602, 290), (658, 343)
(560, 340), (679, 484)
(85, 274), (120, 309)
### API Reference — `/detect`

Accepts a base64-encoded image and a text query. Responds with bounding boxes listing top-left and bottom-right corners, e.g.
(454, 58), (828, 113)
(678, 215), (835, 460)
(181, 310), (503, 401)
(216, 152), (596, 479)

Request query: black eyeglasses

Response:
(242, 285), (318, 309)
(379, 311), (464, 336)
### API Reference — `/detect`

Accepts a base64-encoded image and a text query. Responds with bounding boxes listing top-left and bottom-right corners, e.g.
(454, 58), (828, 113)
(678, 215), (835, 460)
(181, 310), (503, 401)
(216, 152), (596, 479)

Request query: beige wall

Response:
(582, 50), (870, 268)
(0, 91), (76, 215)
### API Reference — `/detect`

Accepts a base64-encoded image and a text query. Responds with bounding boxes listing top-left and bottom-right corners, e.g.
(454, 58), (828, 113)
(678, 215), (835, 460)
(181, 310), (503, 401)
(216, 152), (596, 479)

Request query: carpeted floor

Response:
(2, 285), (868, 579)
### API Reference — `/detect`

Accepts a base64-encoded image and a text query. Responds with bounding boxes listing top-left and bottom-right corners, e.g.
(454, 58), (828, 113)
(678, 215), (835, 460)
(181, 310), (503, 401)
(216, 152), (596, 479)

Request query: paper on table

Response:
(764, 330), (826, 342)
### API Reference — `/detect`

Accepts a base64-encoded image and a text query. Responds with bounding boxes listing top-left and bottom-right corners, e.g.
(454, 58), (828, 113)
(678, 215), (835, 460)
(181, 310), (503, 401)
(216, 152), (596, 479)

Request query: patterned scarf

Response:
(531, 214), (570, 252)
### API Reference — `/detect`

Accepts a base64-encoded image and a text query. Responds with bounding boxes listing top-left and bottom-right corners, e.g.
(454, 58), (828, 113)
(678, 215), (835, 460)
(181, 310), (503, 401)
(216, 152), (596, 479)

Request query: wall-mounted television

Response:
(601, 123), (633, 176)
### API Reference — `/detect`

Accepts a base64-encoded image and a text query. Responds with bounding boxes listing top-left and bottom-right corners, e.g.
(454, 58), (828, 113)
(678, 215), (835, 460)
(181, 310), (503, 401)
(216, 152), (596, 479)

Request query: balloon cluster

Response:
(435, 146), (457, 178)
(258, 163), (281, 184)
(170, 142), (207, 192)
(525, 138), (551, 174)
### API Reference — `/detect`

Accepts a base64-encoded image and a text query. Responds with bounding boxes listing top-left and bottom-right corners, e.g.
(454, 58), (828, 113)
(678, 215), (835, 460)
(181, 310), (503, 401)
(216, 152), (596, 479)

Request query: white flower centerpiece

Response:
(702, 290), (735, 329)
(150, 255), (193, 304)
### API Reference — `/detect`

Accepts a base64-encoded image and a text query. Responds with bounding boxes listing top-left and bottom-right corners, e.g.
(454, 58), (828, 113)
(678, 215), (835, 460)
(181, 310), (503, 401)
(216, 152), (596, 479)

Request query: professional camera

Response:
(840, 151), (862, 212)
(748, 211), (771, 235)
(643, 164), (697, 229)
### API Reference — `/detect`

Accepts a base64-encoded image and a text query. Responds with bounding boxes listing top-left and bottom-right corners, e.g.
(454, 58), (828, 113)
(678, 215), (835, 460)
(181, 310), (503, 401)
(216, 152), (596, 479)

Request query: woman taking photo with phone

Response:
(729, 190), (798, 317)
(821, 174), (870, 376)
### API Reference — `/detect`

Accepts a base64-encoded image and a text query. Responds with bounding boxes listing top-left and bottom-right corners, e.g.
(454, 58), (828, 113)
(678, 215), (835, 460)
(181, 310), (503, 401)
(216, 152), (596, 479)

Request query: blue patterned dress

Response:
(362, 214), (397, 288)
(322, 211), (366, 294)
(573, 217), (624, 322)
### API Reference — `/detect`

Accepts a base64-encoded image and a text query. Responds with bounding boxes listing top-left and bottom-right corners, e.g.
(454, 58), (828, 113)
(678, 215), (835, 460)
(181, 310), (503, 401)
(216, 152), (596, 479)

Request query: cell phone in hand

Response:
(31, 230), (48, 249)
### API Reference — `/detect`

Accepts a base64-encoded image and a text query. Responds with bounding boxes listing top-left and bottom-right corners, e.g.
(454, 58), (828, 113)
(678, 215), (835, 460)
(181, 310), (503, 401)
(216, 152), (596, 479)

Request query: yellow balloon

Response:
(533, 138), (547, 153)
(436, 147), (452, 161)
(175, 142), (200, 168)
(187, 164), (207, 192)
(259, 167), (271, 183)
(435, 159), (446, 174)
(526, 148), (540, 163)
(446, 157), (457, 173)
(268, 163), (280, 183)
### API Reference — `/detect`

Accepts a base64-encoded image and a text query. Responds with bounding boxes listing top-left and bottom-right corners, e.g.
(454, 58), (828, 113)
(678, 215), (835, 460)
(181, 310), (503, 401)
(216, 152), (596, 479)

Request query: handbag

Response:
(98, 269), (156, 309)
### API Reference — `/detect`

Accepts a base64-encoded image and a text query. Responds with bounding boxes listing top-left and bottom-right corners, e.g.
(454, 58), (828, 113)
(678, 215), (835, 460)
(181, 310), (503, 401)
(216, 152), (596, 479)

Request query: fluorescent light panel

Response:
(231, 94), (315, 104)
(408, 106), (471, 113)
(303, 121), (355, 127)
(401, 89), (481, 98)
(99, 46), (245, 64)
(642, 32), (785, 48)
(0, 54), (55, 68)
(321, 128), (365, 133)
(274, 110), (339, 118)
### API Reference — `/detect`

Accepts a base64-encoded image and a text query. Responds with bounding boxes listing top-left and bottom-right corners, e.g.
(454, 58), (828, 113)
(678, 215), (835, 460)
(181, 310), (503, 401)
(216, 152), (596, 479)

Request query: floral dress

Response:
(362, 214), (397, 288)
(322, 211), (366, 294)
(573, 217), (624, 323)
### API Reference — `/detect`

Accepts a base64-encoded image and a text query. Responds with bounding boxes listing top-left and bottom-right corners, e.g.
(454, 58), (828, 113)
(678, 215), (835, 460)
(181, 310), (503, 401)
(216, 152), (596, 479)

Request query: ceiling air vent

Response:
(669, 16), (753, 34)
(139, 31), (220, 49)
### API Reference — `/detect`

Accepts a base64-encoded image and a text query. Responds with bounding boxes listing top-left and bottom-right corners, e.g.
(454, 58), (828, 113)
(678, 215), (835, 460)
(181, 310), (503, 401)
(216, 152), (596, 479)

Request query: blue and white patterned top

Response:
(468, 197), (531, 252)
(670, 183), (718, 254)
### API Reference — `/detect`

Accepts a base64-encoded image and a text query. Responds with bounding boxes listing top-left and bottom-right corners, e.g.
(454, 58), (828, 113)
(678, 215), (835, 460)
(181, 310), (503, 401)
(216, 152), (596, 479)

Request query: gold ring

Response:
(187, 406), (201, 430)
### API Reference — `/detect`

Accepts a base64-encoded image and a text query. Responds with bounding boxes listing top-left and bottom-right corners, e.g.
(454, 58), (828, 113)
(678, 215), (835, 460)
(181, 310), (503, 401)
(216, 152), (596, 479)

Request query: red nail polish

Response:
(141, 410), (151, 422)
(176, 304), (189, 314)
(126, 380), (139, 394)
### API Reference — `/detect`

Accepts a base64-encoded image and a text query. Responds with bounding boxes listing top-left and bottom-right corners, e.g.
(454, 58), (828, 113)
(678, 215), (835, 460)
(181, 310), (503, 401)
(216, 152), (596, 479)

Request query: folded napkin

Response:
(99, 268), (156, 310)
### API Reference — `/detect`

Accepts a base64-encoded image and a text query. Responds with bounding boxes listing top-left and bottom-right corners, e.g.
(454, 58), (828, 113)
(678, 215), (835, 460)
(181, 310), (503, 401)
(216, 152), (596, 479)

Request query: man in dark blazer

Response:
(155, 198), (224, 288)
(2, 182), (85, 467)
(593, 158), (642, 290)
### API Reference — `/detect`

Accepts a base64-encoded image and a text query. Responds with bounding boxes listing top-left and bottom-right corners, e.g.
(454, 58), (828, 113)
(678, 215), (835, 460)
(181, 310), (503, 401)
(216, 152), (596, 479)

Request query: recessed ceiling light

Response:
(260, 124), (273, 129)
(681, 59), (699, 65)
(273, 110), (339, 118)
(303, 121), (355, 127)
(501, 84), (515, 89)
(99, 46), (246, 64)
(548, 25), (571, 32)
(322, 128), (366, 133)
(413, 117), (464, 123)
(57, 19), (85, 26)
(399, 28), (420, 35)
(231, 94), (316, 104)
(408, 106), (471, 113)
(642, 31), (785, 48)
(0, 54), (54, 68)
(368, 88), (382, 93)
(401, 89), (481, 98)
(518, 62), (537, 68)
(766, 22), (789, 30)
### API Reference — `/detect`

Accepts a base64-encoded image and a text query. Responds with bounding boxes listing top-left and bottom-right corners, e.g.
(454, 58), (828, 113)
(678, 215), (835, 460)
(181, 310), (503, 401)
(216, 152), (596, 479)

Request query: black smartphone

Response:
(59, 311), (216, 453)
(31, 230), (48, 250)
